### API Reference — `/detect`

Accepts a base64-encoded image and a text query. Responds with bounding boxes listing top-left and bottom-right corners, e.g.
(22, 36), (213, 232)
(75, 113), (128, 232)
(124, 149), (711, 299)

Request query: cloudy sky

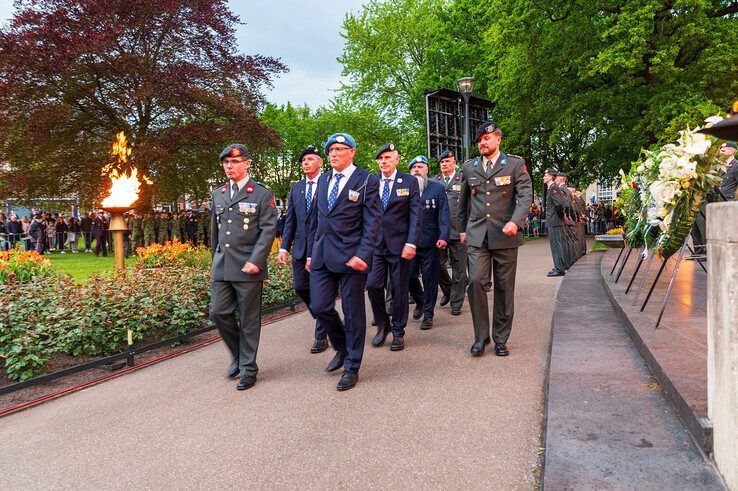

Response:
(0, 0), (366, 108)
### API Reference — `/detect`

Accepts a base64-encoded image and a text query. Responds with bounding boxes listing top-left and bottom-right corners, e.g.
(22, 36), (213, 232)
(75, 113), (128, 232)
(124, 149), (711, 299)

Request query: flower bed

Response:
(135, 240), (210, 269)
(1, 242), (295, 382)
(0, 249), (54, 284)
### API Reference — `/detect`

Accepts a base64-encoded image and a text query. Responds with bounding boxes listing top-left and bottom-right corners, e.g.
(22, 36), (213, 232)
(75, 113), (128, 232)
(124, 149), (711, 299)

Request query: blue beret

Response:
(557, 172), (567, 178)
(720, 141), (737, 150)
(407, 155), (428, 172)
(474, 121), (500, 142)
(324, 133), (357, 153)
(298, 145), (322, 162)
(438, 149), (455, 162)
(219, 144), (249, 160)
(375, 143), (398, 159)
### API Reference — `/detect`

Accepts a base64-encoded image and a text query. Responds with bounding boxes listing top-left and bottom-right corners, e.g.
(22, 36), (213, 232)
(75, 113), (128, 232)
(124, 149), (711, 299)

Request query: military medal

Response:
(348, 189), (360, 202)
(431, 198), (436, 209)
(452, 184), (461, 191)
(425, 199), (430, 209)
(495, 175), (512, 186)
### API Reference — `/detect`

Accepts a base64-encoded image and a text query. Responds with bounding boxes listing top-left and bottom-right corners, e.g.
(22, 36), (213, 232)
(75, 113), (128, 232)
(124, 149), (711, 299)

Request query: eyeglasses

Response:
(222, 159), (245, 166)
(327, 146), (351, 154)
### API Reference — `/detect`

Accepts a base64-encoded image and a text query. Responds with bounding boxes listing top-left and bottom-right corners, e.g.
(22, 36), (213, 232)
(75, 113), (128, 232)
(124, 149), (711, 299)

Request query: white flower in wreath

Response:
(678, 131), (711, 156)
(650, 180), (681, 207)
(704, 115), (723, 127)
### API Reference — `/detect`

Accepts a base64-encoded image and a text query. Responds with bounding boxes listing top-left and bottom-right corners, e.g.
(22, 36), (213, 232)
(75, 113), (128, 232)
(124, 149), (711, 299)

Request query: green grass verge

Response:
(591, 241), (608, 251)
(45, 251), (137, 282)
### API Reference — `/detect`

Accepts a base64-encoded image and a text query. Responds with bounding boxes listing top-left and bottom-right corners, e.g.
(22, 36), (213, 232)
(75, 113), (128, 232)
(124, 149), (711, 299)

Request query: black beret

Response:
(557, 172), (568, 178)
(298, 146), (322, 162)
(474, 121), (500, 142)
(219, 144), (249, 160)
(375, 143), (398, 160)
(720, 141), (737, 150)
(438, 149), (456, 161)
(544, 168), (559, 176)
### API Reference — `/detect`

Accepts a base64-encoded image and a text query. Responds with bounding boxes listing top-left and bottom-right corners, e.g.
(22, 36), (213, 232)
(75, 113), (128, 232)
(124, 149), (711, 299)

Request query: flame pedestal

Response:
(103, 207), (132, 272)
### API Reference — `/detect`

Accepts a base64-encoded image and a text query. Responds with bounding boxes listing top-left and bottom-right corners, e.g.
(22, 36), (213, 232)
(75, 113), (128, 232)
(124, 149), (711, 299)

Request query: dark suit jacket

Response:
(418, 180), (451, 248)
(282, 177), (320, 261)
(434, 171), (464, 239)
(720, 158), (738, 200)
(311, 166), (382, 273)
(376, 170), (421, 255)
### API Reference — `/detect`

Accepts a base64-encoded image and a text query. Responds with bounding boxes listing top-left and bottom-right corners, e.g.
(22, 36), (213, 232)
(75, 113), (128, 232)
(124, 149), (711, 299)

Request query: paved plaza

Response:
(1, 239), (560, 488)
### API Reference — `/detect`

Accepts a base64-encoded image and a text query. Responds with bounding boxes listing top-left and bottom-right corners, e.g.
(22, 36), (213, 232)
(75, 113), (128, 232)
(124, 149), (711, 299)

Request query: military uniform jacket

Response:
(210, 178), (277, 282)
(418, 180), (451, 248)
(720, 158), (738, 200)
(559, 185), (574, 222)
(546, 184), (565, 227)
(375, 170), (421, 255)
(458, 154), (533, 249)
(282, 177), (320, 261)
(311, 166), (382, 274)
(434, 171), (464, 240)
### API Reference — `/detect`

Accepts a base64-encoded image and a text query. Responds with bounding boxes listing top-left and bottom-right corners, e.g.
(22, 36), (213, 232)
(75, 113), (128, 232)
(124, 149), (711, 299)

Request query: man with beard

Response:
(458, 122), (533, 357)
(278, 145), (328, 354)
(407, 155), (450, 329)
(366, 143), (420, 352)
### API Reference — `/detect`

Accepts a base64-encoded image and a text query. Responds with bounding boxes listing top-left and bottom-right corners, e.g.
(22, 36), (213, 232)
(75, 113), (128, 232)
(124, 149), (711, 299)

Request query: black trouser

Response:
(409, 246), (441, 319)
(83, 231), (92, 250)
(292, 257), (326, 340)
(367, 250), (410, 338)
(94, 233), (107, 256)
(438, 239), (467, 309)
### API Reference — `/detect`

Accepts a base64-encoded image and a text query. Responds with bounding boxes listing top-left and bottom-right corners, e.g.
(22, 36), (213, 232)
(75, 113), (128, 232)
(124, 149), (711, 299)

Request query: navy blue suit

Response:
(310, 165), (382, 374)
(366, 171), (421, 338)
(282, 177), (325, 340)
(409, 180), (451, 318)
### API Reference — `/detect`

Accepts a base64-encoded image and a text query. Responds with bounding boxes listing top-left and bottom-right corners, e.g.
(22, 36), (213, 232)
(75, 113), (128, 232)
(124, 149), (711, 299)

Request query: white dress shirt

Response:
(229, 176), (250, 199)
(330, 163), (356, 198)
(379, 169), (398, 198)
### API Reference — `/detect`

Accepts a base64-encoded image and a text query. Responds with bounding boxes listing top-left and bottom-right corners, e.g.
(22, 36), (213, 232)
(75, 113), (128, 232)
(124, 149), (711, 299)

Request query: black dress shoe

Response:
(371, 328), (390, 347)
(336, 371), (358, 391)
(547, 270), (565, 277)
(236, 374), (256, 390)
(470, 339), (490, 357)
(440, 296), (450, 306)
(325, 350), (347, 372)
(495, 342), (509, 356)
(420, 316), (433, 330)
(390, 336), (405, 351)
(310, 338), (329, 354)
(451, 307), (462, 316)
(371, 319), (377, 326)
(412, 306), (423, 320)
(227, 360), (240, 379)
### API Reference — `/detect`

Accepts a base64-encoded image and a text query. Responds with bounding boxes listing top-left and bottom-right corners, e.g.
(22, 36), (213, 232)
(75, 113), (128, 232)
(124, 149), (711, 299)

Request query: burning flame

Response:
(100, 132), (152, 208)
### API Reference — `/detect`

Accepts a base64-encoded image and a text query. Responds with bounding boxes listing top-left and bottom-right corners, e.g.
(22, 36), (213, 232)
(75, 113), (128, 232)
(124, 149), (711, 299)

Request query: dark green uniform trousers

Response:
(210, 280), (262, 377)
(467, 245), (518, 345)
(438, 240), (468, 309)
(548, 226), (567, 274)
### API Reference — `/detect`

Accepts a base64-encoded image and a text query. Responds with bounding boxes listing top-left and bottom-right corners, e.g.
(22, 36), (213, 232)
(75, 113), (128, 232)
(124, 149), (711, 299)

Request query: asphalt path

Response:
(0, 238), (561, 489)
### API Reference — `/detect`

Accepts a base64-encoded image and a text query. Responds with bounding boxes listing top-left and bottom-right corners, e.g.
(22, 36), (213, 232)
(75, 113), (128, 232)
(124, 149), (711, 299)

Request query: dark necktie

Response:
(231, 182), (239, 198)
(328, 173), (343, 211)
(305, 181), (314, 212)
(381, 178), (391, 209)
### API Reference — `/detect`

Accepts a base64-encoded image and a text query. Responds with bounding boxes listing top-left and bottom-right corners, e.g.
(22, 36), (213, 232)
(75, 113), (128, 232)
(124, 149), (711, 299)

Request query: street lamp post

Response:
(457, 76), (476, 161)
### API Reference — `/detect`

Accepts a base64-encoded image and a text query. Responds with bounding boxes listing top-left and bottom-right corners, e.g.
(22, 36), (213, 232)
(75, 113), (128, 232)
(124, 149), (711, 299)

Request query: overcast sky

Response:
(0, 0), (366, 108)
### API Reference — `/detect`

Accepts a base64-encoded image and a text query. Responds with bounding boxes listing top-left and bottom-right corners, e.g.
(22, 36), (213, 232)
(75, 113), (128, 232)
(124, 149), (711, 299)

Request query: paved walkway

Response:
(543, 252), (723, 489)
(1, 239), (561, 489)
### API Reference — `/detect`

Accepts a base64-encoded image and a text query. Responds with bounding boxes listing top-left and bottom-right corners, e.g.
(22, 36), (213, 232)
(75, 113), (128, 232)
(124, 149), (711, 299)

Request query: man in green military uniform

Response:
(211, 143), (277, 391)
(169, 213), (181, 242)
(130, 213), (143, 252)
(544, 169), (566, 276)
(142, 213), (156, 247)
(555, 173), (576, 268)
(435, 149), (467, 316)
(197, 211), (207, 246)
(458, 122), (533, 357)
(156, 212), (170, 244)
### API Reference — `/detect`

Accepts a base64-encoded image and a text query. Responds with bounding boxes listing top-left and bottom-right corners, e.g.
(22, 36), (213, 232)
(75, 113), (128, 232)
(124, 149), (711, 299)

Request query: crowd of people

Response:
(522, 201), (621, 237)
(0, 209), (213, 255)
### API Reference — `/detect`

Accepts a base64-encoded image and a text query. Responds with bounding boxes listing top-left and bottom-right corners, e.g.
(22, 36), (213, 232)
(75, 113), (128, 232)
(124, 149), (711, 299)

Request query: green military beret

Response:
(219, 144), (249, 160)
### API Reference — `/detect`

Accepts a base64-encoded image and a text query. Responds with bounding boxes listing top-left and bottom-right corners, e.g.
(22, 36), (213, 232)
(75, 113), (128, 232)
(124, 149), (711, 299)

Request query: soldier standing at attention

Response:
(210, 143), (277, 391)
(185, 210), (198, 245)
(278, 146), (327, 354)
(435, 150), (467, 316)
(458, 122), (533, 357)
(407, 155), (450, 329)
(543, 169), (566, 277)
(142, 213), (156, 247)
(309, 133), (381, 391)
(130, 213), (143, 251)
(366, 143), (421, 352)
(157, 212), (170, 244)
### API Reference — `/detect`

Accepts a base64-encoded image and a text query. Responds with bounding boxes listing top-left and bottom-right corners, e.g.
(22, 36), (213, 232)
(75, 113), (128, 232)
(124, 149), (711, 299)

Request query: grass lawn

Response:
(592, 241), (608, 251)
(45, 251), (137, 282)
